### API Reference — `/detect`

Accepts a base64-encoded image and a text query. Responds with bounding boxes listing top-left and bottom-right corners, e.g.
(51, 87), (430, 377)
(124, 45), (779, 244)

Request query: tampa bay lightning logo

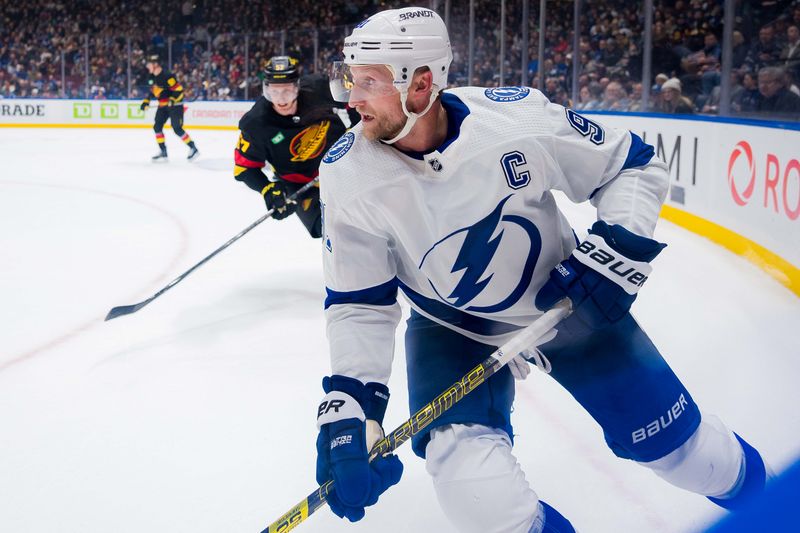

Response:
(484, 87), (531, 102)
(419, 195), (541, 313)
(323, 132), (355, 164)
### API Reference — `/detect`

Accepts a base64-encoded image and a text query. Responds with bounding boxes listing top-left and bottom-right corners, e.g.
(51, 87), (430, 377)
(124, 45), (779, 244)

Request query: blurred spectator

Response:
(627, 82), (644, 112)
(543, 76), (561, 100)
(575, 81), (603, 110)
(181, 1), (195, 33)
(731, 31), (749, 69)
(756, 66), (800, 113)
(653, 72), (669, 93)
(602, 37), (624, 67)
(745, 25), (783, 72)
(654, 77), (696, 113)
(699, 33), (722, 99)
(733, 71), (761, 112)
(702, 71), (744, 114)
(651, 29), (683, 77)
(597, 80), (630, 110)
(703, 32), (722, 63)
(781, 25), (800, 81)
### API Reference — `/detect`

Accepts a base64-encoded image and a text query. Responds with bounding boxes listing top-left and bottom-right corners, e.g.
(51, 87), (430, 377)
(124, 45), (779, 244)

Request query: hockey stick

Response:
(105, 177), (319, 321)
(261, 298), (572, 533)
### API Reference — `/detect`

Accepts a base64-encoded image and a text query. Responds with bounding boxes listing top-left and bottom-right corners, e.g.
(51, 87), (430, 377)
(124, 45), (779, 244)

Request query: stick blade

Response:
(104, 301), (148, 321)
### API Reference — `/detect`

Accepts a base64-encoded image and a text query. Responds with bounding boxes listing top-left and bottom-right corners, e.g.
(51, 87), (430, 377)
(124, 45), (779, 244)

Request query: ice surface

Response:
(1, 127), (798, 533)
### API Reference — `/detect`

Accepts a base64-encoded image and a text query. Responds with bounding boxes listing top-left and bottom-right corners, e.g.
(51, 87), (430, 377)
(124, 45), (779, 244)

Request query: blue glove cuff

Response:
(322, 375), (390, 425)
(589, 221), (666, 263)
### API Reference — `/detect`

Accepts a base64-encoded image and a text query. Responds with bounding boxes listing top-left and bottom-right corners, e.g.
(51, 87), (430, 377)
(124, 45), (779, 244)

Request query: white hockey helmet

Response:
(344, 7), (451, 93)
(330, 7), (452, 143)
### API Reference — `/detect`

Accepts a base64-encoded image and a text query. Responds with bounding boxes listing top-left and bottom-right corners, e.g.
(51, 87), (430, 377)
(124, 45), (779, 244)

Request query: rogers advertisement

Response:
(588, 113), (799, 269)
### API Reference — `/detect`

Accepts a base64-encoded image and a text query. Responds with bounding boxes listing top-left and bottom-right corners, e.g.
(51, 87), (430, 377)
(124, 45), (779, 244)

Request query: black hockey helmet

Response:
(263, 56), (299, 84)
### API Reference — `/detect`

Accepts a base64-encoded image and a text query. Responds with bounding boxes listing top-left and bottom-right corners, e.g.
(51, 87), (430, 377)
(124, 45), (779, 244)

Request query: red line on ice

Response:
(0, 181), (190, 372)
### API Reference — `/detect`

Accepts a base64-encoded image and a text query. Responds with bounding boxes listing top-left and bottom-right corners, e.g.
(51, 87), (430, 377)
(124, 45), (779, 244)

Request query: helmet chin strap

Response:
(380, 88), (440, 145)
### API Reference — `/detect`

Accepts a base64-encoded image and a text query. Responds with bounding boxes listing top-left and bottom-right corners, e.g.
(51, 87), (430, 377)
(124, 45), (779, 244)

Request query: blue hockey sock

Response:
(707, 433), (767, 511)
(537, 500), (576, 533)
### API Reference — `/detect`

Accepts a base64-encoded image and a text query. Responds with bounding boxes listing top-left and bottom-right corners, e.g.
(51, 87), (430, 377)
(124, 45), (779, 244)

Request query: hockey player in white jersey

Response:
(313, 7), (768, 531)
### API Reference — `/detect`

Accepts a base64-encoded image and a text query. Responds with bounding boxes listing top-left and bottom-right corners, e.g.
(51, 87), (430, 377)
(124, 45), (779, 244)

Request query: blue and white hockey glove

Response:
(315, 375), (403, 522)
(535, 220), (666, 332)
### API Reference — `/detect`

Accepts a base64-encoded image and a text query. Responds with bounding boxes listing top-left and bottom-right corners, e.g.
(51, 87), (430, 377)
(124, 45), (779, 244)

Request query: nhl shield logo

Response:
(428, 158), (443, 172)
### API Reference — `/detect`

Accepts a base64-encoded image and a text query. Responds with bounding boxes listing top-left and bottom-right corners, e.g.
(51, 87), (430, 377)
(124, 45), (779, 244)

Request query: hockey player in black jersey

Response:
(141, 55), (199, 162)
(233, 56), (359, 238)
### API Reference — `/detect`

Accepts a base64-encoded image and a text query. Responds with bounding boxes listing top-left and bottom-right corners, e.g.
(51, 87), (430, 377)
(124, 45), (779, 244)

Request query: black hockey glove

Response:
(262, 180), (295, 220)
(140, 100), (149, 111)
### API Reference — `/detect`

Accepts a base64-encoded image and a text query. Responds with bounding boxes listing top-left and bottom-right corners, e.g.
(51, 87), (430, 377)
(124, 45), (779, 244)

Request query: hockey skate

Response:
(187, 146), (199, 161)
(152, 150), (168, 163)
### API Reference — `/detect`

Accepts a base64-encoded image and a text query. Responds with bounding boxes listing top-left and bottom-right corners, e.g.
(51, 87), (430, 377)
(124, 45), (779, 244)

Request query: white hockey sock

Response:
(425, 423), (540, 533)
(639, 413), (743, 496)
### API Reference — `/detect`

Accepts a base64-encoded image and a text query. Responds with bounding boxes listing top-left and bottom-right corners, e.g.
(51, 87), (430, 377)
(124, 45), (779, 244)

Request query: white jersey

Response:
(319, 87), (669, 385)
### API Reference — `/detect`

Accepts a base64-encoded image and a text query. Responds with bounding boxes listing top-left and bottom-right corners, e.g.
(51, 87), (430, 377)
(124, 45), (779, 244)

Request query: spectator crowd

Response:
(1, 0), (799, 117)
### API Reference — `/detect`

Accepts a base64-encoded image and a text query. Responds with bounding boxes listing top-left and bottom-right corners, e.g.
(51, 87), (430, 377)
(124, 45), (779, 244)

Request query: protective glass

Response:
(328, 61), (398, 103)
(262, 81), (299, 104)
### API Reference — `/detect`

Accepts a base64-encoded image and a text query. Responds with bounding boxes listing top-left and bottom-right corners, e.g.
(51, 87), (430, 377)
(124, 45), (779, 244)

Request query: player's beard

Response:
(361, 108), (407, 142)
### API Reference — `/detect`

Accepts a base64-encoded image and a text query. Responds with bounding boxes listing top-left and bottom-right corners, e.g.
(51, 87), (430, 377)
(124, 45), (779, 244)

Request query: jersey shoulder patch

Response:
(322, 131), (355, 164)
(447, 86), (551, 139)
(318, 124), (402, 207)
(483, 86), (531, 102)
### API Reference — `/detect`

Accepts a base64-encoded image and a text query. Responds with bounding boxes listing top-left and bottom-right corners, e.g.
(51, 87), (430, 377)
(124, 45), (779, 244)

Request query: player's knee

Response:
(639, 413), (744, 497)
(425, 424), (540, 533)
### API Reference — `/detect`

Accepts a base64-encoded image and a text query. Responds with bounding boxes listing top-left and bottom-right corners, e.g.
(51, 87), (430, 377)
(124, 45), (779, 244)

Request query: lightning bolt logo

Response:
(418, 195), (540, 314)
(446, 196), (512, 307)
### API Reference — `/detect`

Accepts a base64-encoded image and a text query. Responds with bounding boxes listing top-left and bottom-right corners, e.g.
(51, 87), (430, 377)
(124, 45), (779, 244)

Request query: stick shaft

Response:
(262, 300), (571, 533)
(105, 178), (319, 321)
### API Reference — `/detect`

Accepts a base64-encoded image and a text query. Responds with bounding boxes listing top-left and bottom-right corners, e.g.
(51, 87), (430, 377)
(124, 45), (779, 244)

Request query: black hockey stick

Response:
(261, 299), (572, 533)
(105, 177), (319, 321)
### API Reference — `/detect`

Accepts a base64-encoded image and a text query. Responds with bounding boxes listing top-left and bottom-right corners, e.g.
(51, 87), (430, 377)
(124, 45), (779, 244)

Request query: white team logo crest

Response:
(484, 87), (530, 102)
(323, 132), (355, 164)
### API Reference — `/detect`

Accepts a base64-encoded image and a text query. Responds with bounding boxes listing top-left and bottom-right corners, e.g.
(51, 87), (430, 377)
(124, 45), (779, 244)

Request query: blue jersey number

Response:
(501, 151), (530, 189)
(565, 109), (605, 145)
